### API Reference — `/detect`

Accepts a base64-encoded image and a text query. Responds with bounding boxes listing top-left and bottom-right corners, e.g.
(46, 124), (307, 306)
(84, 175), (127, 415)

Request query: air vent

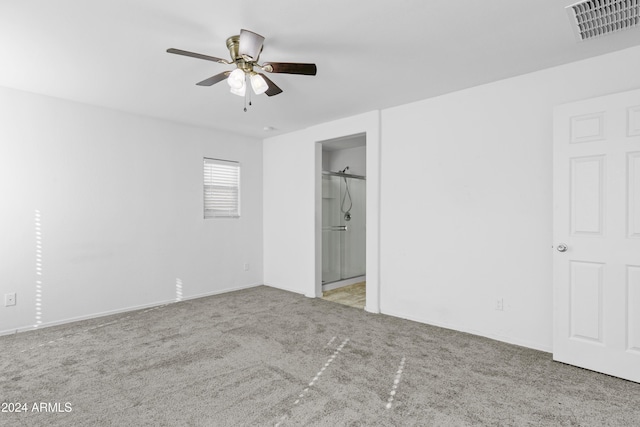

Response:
(567, 0), (640, 41)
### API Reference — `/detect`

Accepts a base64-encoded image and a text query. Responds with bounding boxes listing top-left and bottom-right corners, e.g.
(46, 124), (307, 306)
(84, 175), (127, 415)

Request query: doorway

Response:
(320, 134), (366, 308)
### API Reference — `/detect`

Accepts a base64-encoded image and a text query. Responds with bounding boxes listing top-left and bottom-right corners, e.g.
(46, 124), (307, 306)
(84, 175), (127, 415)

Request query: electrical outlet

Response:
(495, 298), (504, 311)
(243, 262), (250, 271)
(5, 293), (16, 307)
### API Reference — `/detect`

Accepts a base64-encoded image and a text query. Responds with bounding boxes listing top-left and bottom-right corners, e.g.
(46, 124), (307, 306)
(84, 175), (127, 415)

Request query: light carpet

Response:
(1, 286), (639, 426)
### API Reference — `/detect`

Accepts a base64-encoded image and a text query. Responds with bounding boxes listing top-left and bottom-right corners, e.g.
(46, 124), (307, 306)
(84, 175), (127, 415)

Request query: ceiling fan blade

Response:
(239, 29), (265, 61)
(196, 71), (230, 86)
(166, 48), (227, 63)
(264, 62), (317, 76)
(258, 73), (283, 97)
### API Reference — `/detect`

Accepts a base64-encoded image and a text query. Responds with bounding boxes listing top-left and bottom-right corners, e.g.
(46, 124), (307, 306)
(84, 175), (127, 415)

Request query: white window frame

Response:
(203, 157), (241, 219)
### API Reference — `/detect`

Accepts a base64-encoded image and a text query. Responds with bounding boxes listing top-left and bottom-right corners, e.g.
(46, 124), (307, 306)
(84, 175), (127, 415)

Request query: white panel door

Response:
(554, 88), (640, 383)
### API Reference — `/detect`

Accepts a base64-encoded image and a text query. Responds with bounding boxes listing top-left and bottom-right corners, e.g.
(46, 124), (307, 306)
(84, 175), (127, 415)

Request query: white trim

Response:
(367, 110), (382, 314)
(309, 110), (382, 313)
(0, 283), (262, 337)
(315, 142), (323, 298)
(263, 282), (310, 297)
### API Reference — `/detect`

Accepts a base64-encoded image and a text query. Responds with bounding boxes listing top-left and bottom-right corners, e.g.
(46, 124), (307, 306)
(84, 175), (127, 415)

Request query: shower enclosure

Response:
(322, 171), (366, 285)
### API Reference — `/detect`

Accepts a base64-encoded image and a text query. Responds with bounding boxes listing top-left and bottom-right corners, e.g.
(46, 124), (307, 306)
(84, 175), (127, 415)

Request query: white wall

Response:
(0, 86), (263, 334)
(263, 111), (381, 311)
(323, 146), (367, 176)
(262, 45), (640, 353)
(8, 43), (639, 350)
(263, 130), (317, 295)
(380, 44), (640, 352)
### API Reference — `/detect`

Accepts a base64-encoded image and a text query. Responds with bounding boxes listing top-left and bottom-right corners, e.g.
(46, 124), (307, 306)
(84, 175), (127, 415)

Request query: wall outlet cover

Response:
(5, 293), (16, 307)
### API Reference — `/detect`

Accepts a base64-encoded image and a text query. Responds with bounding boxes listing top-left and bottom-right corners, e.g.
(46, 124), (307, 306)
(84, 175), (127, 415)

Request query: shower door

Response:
(322, 173), (366, 284)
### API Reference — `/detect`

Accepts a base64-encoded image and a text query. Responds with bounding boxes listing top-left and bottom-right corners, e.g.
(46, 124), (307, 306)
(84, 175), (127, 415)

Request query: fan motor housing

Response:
(226, 35), (240, 61)
(226, 35), (254, 72)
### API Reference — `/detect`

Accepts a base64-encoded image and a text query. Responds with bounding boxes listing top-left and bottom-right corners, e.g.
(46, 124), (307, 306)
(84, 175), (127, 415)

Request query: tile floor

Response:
(322, 282), (366, 309)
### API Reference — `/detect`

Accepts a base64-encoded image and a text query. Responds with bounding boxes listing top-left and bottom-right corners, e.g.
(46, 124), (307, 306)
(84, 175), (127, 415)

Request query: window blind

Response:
(204, 158), (240, 218)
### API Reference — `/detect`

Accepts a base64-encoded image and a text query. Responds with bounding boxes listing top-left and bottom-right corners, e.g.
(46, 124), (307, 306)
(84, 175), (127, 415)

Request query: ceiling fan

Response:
(167, 29), (317, 101)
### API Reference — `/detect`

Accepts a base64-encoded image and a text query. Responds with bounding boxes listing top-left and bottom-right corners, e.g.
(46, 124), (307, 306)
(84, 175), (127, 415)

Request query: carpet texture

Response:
(1, 286), (639, 426)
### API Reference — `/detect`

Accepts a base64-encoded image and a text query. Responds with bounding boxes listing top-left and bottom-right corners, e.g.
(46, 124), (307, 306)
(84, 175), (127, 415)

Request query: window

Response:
(203, 158), (240, 218)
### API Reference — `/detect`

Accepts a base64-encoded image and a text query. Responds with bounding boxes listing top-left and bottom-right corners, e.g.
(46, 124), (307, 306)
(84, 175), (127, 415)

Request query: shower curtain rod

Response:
(322, 170), (366, 180)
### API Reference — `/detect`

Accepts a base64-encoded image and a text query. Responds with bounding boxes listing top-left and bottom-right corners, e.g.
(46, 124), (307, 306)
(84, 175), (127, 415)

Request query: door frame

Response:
(312, 113), (381, 313)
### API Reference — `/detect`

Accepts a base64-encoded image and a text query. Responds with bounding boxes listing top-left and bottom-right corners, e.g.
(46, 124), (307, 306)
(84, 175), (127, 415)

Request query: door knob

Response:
(557, 243), (568, 252)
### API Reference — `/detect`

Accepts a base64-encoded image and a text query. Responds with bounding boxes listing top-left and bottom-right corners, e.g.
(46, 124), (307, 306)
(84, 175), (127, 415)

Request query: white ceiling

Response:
(1, 1), (640, 139)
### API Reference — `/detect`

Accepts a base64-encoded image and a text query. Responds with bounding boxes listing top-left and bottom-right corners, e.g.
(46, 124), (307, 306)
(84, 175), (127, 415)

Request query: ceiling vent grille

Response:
(567, 0), (640, 41)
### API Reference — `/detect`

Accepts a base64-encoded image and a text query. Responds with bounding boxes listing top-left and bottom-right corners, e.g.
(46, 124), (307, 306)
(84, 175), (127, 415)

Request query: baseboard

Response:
(0, 282), (262, 337)
(380, 308), (552, 354)
(364, 305), (380, 314)
(263, 282), (308, 296)
(2, 284), (552, 354)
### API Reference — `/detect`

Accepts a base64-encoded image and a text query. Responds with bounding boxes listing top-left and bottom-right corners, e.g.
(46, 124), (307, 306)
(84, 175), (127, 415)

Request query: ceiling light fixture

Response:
(228, 69), (268, 98)
(229, 83), (246, 97)
(227, 68), (245, 90)
(250, 73), (268, 95)
(167, 28), (318, 112)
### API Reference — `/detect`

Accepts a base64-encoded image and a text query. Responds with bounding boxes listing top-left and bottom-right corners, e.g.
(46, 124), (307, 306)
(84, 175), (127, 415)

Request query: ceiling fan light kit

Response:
(230, 83), (246, 97)
(167, 29), (317, 111)
(227, 68), (246, 90)
(250, 73), (269, 95)
(238, 29), (265, 61)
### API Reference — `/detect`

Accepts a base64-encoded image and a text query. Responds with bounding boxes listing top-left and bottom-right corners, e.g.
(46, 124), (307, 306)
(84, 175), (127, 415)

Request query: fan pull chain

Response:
(242, 74), (253, 112)
(244, 75), (248, 112)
